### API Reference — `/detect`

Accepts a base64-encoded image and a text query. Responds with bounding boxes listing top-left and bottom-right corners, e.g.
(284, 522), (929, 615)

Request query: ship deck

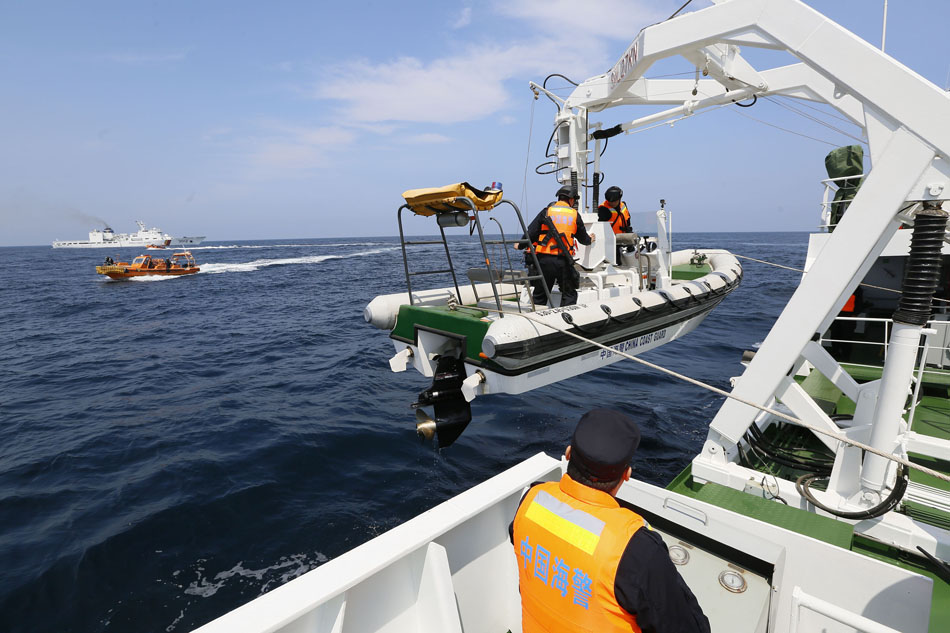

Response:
(667, 365), (950, 632)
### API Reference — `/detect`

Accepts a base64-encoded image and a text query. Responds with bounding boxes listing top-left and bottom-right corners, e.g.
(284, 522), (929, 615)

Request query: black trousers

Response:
(531, 253), (578, 307)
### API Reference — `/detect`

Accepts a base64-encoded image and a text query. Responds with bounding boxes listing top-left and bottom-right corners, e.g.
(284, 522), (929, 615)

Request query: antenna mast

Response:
(881, 0), (889, 52)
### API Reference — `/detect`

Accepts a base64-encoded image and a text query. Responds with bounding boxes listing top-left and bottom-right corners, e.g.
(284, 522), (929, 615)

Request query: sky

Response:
(2, 0), (950, 246)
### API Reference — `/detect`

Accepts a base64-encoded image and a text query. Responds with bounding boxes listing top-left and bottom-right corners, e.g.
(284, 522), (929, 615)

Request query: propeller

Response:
(415, 408), (437, 441)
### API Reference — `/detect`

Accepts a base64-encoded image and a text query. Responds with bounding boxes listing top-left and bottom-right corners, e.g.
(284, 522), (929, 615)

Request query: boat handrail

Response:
(395, 193), (552, 314)
(819, 174), (867, 186)
(818, 314), (950, 427)
(819, 173), (866, 232)
(818, 315), (950, 359)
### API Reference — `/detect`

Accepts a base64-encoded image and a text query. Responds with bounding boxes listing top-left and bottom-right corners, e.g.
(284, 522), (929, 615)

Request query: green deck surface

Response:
(672, 263), (712, 281)
(799, 370), (846, 415)
(667, 466), (854, 549)
(840, 362), (950, 387)
(910, 395), (950, 443)
(668, 363), (950, 631)
(390, 304), (491, 363)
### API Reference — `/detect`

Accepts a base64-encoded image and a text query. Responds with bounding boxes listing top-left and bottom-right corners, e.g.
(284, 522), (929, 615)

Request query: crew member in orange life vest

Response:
(518, 186), (594, 307)
(598, 186), (631, 234)
(510, 409), (710, 633)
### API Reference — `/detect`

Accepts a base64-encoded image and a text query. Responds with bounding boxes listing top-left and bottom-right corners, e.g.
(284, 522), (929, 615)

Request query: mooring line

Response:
(476, 304), (950, 484)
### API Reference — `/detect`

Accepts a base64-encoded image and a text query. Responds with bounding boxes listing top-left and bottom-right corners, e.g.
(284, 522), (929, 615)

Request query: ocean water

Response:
(0, 232), (807, 632)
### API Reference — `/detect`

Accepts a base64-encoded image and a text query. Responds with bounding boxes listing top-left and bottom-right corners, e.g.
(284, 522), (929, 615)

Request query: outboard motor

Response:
(412, 355), (472, 447)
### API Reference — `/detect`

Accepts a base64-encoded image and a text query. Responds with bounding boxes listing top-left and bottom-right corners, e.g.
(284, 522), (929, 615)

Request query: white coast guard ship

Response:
(52, 220), (204, 248)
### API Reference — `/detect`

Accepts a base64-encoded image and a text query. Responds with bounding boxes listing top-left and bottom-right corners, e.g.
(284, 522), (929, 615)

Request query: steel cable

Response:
(476, 305), (950, 484)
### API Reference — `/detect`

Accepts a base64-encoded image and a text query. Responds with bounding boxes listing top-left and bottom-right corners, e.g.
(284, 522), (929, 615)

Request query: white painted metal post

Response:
(881, 0), (889, 52)
(860, 323), (920, 490)
(655, 208), (672, 289)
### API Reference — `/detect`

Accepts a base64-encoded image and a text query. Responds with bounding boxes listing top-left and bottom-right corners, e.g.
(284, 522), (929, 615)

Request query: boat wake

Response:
(179, 551), (328, 599)
(160, 551), (328, 631)
(128, 275), (180, 282)
(198, 247), (399, 274)
(189, 242), (392, 250)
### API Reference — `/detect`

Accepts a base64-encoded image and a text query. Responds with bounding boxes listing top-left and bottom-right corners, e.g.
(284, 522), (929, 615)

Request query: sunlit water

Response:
(0, 233), (806, 631)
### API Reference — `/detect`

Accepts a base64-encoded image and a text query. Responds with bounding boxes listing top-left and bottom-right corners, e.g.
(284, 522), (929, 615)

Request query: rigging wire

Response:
(474, 304), (950, 485)
(730, 107), (843, 147)
(771, 95), (859, 127)
(764, 96), (866, 145)
(667, 0), (695, 21)
(521, 97), (536, 213)
(732, 253), (950, 304)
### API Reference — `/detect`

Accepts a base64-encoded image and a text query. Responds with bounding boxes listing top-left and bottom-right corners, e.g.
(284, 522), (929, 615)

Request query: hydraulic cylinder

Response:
(861, 203), (947, 491)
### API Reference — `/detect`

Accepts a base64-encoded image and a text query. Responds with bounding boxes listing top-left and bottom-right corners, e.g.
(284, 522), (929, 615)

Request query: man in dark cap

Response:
(510, 409), (709, 633)
(516, 185), (594, 307)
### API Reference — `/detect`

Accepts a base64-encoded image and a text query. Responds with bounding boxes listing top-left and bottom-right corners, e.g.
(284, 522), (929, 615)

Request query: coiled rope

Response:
(477, 304), (950, 484)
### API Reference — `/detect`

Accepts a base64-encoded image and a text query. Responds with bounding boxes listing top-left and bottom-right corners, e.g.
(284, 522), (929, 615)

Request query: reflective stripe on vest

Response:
(604, 201), (630, 234)
(535, 202), (578, 256)
(513, 475), (644, 633)
(525, 490), (606, 555)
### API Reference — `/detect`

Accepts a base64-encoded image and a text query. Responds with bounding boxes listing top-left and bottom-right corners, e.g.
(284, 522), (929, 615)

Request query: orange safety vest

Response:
(535, 201), (578, 256)
(512, 474), (644, 633)
(602, 201), (630, 235)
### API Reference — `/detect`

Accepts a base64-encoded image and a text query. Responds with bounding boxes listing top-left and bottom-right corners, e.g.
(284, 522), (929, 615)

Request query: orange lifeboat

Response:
(96, 251), (200, 279)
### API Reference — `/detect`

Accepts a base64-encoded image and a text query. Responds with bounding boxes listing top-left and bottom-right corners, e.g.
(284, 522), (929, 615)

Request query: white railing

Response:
(819, 174), (866, 231)
(789, 587), (902, 633)
(818, 315), (950, 426)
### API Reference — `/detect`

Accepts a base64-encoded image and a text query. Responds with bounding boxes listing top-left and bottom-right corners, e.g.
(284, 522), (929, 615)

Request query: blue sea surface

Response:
(0, 232), (807, 632)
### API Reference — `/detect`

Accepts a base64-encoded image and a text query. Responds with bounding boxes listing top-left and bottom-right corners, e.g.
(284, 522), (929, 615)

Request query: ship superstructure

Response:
(52, 220), (204, 248)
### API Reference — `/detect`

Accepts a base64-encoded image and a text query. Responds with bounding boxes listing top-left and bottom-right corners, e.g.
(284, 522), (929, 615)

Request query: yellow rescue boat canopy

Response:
(402, 182), (502, 216)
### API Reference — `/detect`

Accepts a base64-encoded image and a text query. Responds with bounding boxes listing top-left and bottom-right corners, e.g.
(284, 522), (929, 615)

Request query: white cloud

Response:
(339, 121), (400, 136)
(208, 123), (357, 178)
(316, 38), (595, 124)
(452, 7), (472, 29)
(312, 0), (673, 126)
(493, 0), (667, 39)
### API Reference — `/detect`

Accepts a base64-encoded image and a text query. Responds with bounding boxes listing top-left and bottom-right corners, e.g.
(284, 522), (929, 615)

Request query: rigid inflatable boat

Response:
(364, 183), (741, 445)
(95, 251), (199, 279)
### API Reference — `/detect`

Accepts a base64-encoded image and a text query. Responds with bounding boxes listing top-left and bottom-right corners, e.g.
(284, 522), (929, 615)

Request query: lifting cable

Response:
(521, 96), (536, 213)
(476, 304), (950, 484)
(732, 253), (950, 304)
